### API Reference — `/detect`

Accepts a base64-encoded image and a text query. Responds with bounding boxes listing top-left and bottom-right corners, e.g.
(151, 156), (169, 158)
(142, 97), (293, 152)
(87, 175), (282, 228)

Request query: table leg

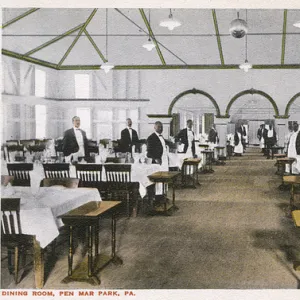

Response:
(95, 222), (99, 258)
(111, 213), (123, 265)
(87, 225), (93, 277)
(33, 238), (44, 289)
(68, 226), (73, 276)
(173, 180), (179, 211)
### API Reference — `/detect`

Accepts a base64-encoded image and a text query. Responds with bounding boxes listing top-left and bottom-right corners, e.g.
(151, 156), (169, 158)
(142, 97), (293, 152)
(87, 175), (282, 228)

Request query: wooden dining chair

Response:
(1, 198), (34, 284)
(74, 164), (105, 197)
(6, 145), (25, 162)
(105, 157), (124, 163)
(104, 164), (133, 216)
(7, 163), (33, 186)
(40, 177), (79, 188)
(19, 139), (35, 151)
(42, 163), (70, 178)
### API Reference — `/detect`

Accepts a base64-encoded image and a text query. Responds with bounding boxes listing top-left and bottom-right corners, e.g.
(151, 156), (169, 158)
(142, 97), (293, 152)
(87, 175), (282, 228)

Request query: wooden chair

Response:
(7, 163), (33, 186)
(40, 178), (79, 188)
(6, 145), (25, 162)
(87, 140), (99, 155)
(55, 139), (64, 158)
(78, 156), (96, 163)
(19, 139), (35, 151)
(1, 198), (34, 284)
(75, 164), (103, 184)
(6, 140), (19, 146)
(75, 164), (105, 197)
(105, 157), (125, 163)
(104, 164), (134, 216)
(99, 139), (111, 149)
(42, 163), (70, 179)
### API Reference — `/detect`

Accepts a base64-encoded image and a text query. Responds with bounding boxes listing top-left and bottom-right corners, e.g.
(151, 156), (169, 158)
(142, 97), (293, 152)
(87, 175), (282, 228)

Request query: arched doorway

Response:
(168, 89), (221, 137)
(225, 89), (280, 145)
(285, 92), (300, 119)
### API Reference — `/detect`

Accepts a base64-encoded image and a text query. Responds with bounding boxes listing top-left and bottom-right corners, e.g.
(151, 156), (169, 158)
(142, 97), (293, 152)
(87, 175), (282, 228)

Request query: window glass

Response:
(76, 107), (91, 138)
(75, 74), (89, 98)
(35, 105), (47, 139)
(35, 69), (46, 97)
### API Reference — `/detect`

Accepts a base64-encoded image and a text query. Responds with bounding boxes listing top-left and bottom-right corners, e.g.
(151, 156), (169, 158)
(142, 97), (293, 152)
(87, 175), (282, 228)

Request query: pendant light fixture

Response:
(239, 10), (252, 72)
(101, 8), (114, 73)
(142, 9), (155, 51)
(159, 8), (181, 31)
(229, 11), (248, 38)
(293, 21), (300, 28)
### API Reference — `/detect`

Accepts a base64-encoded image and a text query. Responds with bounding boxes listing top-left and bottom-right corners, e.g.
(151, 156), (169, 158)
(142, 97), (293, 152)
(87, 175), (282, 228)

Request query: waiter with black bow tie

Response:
(62, 116), (89, 160)
(120, 118), (139, 153)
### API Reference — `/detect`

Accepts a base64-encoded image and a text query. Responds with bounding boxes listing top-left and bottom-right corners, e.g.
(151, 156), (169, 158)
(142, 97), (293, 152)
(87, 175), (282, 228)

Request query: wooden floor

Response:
(2, 146), (300, 289)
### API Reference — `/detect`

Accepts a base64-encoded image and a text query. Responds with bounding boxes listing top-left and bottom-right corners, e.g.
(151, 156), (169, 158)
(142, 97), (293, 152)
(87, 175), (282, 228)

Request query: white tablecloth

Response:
(2, 186), (101, 248)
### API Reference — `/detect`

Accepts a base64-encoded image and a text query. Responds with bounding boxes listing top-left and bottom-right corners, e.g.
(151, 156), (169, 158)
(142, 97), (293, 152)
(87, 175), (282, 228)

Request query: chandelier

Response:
(229, 11), (248, 38)
(239, 10), (252, 72)
(142, 9), (156, 51)
(159, 9), (181, 31)
(100, 9), (114, 73)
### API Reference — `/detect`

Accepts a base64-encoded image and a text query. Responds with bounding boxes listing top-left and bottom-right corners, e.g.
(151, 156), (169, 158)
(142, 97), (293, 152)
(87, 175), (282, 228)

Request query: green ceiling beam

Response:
(2, 49), (58, 70)
(139, 8), (166, 65)
(2, 8), (40, 29)
(84, 29), (107, 63)
(57, 9), (98, 68)
(58, 64), (300, 70)
(281, 9), (288, 65)
(212, 9), (225, 65)
(24, 23), (84, 57)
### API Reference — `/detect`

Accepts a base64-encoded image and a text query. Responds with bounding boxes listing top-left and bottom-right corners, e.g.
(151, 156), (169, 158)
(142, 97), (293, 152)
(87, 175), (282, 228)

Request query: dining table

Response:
(1, 184), (101, 288)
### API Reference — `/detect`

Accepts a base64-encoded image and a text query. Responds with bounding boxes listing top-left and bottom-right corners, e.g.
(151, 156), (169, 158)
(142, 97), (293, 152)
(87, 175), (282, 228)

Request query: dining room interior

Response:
(1, 5), (300, 291)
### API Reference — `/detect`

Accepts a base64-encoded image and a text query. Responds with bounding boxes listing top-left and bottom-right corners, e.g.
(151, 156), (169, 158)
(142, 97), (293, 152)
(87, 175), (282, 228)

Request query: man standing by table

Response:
(176, 119), (196, 158)
(286, 122), (300, 174)
(146, 121), (168, 170)
(120, 118), (139, 153)
(62, 116), (89, 162)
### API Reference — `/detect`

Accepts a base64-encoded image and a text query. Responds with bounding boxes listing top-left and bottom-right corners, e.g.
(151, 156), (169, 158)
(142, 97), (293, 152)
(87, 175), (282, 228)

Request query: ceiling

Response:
(2, 8), (300, 70)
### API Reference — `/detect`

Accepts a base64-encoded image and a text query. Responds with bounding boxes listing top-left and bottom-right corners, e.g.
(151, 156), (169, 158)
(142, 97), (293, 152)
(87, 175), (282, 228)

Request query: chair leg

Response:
(127, 193), (130, 218)
(14, 246), (20, 284)
(7, 248), (14, 274)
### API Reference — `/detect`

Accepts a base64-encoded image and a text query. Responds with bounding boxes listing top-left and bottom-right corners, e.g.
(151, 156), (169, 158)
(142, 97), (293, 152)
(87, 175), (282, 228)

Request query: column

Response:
(275, 117), (288, 147)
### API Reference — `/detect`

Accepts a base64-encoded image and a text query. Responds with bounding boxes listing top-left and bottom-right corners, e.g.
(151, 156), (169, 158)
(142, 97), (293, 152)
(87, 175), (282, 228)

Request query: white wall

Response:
(2, 57), (300, 143)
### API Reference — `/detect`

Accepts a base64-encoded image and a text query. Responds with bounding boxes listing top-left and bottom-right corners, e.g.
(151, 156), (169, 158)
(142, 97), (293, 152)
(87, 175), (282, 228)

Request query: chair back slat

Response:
(75, 164), (103, 183)
(1, 198), (21, 235)
(43, 163), (70, 179)
(7, 164), (33, 186)
(104, 164), (131, 183)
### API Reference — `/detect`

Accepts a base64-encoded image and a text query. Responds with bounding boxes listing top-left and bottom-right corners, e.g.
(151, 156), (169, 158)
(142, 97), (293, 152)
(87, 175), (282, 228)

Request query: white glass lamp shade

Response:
(229, 18), (248, 38)
(142, 38), (156, 51)
(100, 62), (114, 73)
(239, 60), (252, 72)
(159, 16), (181, 31)
(293, 21), (300, 28)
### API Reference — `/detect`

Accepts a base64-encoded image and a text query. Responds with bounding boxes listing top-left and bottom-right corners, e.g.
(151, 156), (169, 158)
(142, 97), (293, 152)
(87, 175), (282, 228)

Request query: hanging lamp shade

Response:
(229, 18), (248, 38)
(100, 62), (114, 73)
(101, 8), (114, 74)
(159, 10), (181, 31)
(293, 21), (300, 28)
(142, 38), (156, 51)
(239, 60), (252, 72)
